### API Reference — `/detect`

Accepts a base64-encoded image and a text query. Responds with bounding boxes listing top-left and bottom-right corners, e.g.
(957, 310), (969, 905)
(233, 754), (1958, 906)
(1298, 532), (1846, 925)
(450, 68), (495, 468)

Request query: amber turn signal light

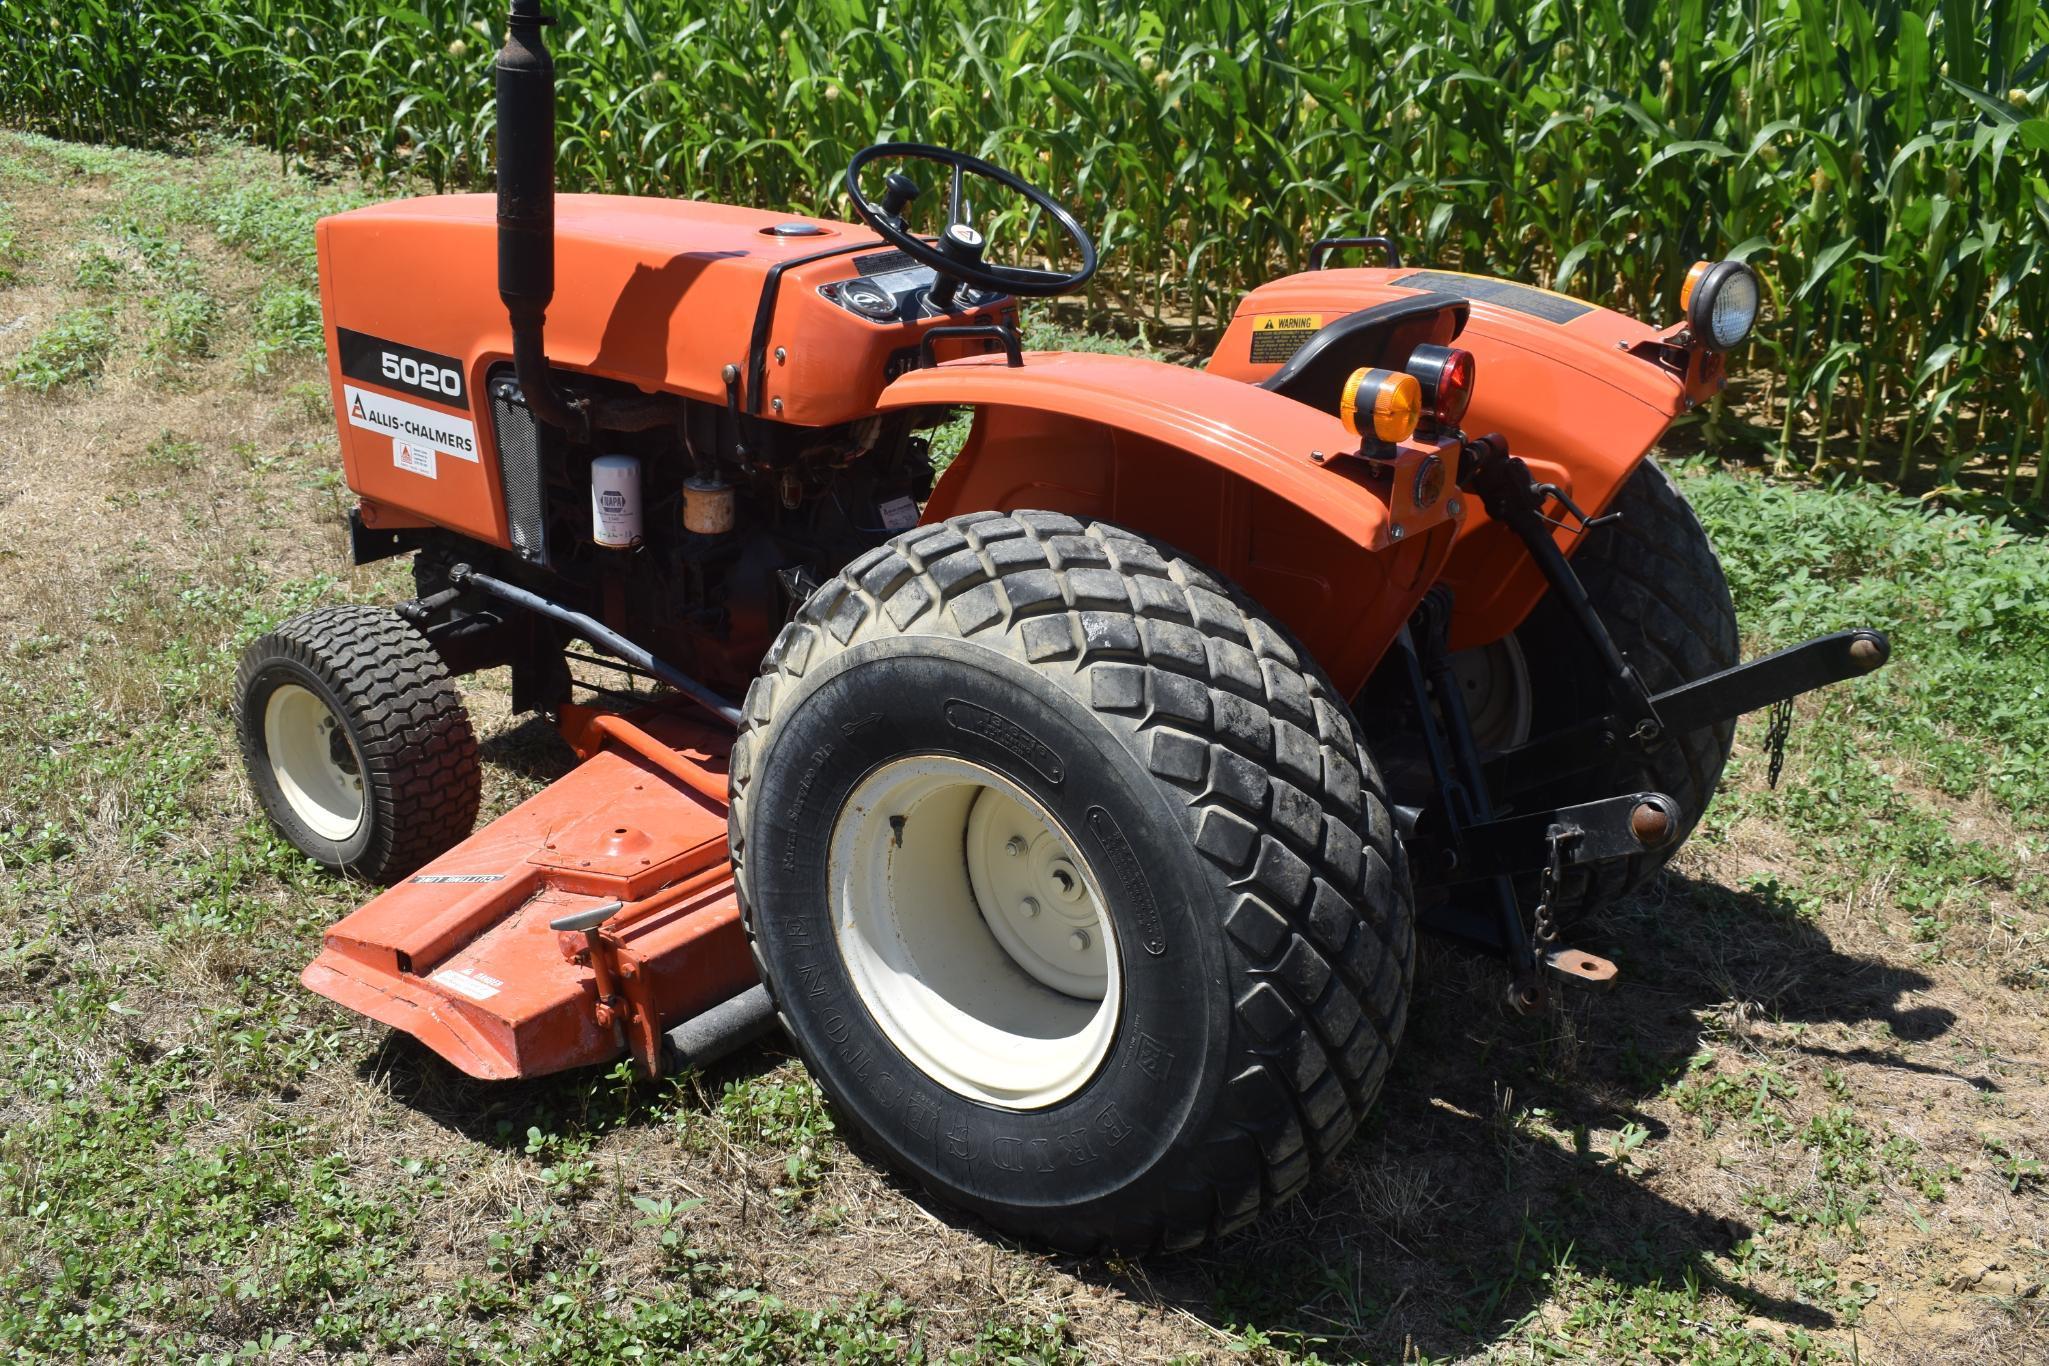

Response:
(1339, 367), (1422, 443)
(1680, 259), (1712, 310)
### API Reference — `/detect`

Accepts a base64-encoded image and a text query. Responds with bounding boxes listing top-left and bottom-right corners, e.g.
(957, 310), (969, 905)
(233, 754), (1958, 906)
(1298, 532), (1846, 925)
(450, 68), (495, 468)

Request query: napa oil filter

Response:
(590, 455), (642, 547)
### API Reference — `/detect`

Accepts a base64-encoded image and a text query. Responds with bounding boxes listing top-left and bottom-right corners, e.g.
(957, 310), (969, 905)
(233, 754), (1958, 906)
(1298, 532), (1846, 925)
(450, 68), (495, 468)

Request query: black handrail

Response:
(1308, 235), (1404, 270)
(917, 322), (1024, 369)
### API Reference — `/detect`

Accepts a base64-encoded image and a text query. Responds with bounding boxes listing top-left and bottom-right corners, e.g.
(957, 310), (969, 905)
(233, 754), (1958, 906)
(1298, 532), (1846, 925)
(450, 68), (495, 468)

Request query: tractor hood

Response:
(317, 193), (886, 418)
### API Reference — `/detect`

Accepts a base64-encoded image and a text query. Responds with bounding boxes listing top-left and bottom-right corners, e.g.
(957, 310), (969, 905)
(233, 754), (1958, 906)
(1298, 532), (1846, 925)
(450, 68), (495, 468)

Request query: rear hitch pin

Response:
(1528, 827), (1620, 994)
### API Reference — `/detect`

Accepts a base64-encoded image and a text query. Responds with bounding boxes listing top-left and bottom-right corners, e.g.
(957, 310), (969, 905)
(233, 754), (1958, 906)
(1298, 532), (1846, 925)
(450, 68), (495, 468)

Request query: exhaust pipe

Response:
(495, 0), (589, 440)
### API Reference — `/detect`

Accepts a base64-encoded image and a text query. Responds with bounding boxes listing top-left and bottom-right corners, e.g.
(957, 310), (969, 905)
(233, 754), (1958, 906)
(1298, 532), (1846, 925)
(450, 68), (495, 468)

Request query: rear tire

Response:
(1508, 458), (1740, 917)
(235, 605), (481, 882)
(730, 511), (1414, 1252)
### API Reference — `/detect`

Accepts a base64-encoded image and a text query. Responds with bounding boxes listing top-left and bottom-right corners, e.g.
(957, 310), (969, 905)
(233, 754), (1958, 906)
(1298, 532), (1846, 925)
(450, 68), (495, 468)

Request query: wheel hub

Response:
(966, 789), (1108, 1000)
(263, 682), (365, 842)
(827, 756), (1122, 1110)
(1449, 636), (1534, 752)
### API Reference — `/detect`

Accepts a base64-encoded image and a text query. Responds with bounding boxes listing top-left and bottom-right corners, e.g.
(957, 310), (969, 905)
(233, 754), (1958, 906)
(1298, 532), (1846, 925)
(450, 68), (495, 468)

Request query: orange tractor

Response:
(237, 2), (1888, 1251)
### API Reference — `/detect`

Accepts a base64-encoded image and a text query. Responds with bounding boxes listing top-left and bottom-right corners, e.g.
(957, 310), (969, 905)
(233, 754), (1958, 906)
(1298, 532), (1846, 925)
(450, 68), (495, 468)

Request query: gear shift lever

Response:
(879, 171), (921, 227)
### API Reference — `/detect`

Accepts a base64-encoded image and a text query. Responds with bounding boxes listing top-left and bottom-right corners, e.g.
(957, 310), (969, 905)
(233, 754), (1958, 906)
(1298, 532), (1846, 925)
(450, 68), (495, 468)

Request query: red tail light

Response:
(1406, 344), (1476, 430)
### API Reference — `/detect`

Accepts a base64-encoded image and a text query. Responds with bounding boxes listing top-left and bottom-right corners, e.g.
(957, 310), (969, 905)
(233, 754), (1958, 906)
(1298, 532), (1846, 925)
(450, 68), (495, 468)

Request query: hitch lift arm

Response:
(1461, 434), (1889, 802)
(1395, 436), (1893, 1005)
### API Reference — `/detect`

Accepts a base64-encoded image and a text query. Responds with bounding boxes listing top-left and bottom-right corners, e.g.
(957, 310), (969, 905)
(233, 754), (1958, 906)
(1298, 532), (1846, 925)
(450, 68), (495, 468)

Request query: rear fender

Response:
(876, 351), (1461, 695)
(1210, 268), (1702, 651)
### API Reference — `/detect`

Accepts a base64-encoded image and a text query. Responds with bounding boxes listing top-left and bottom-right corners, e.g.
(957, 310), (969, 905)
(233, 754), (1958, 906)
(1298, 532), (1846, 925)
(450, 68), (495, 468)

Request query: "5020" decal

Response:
(336, 326), (468, 409)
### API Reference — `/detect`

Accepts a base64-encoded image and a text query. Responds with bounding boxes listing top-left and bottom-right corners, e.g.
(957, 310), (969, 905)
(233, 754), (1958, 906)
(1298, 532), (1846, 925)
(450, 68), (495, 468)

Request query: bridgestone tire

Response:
(235, 605), (481, 882)
(1512, 458), (1740, 916)
(730, 511), (1414, 1253)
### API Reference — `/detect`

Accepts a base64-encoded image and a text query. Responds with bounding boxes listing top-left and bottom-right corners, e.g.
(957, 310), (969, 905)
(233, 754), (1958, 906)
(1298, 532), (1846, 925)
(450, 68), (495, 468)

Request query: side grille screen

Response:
(489, 376), (548, 564)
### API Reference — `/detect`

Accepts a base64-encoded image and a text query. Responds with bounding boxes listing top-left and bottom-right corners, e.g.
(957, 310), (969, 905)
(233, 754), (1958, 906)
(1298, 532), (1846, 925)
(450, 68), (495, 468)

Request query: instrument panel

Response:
(818, 249), (1006, 323)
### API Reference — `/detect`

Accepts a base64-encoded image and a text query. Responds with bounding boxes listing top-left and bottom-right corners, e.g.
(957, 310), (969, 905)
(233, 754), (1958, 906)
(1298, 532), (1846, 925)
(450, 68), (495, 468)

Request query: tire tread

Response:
(235, 605), (480, 882)
(729, 514), (1415, 1252)
(1520, 459), (1739, 913)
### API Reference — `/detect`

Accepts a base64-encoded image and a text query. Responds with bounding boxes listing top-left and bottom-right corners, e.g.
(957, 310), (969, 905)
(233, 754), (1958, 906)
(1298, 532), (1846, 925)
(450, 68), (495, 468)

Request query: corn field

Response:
(6, 0), (2046, 498)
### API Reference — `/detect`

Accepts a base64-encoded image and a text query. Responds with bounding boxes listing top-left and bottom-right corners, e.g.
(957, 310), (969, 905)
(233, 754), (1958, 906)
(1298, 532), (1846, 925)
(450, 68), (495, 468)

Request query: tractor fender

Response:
(875, 351), (1459, 695)
(1211, 268), (1693, 650)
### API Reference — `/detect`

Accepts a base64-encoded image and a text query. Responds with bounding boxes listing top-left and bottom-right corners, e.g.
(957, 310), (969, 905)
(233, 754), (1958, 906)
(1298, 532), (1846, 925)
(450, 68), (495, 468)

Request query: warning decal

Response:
(430, 966), (504, 1001)
(878, 495), (919, 531)
(410, 872), (504, 885)
(344, 384), (479, 463)
(393, 437), (438, 479)
(1249, 313), (1324, 364)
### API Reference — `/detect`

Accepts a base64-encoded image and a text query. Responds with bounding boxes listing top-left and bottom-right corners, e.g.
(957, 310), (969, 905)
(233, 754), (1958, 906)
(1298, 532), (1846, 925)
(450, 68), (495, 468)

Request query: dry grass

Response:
(1, 131), (2046, 1363)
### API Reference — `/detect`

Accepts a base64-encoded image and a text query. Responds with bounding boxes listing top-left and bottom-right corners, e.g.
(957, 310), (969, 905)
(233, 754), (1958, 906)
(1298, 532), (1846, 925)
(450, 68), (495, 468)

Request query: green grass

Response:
(72, 242), (124, 291)
(5, 305), (114, 390)
(145, 287), (219, 361)
(0, 207), (20, 285)
(1679, 466), (2049, 979)
(243, 282), (324, 377)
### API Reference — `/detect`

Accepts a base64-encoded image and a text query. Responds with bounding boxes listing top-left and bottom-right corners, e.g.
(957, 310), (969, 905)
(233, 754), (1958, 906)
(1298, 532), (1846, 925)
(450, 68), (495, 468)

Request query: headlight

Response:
(1681, 259), (1760, 352)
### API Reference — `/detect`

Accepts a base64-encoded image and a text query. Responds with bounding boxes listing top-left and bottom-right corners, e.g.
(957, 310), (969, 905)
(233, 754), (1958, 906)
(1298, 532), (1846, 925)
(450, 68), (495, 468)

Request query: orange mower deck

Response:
(302, 708), (757, 1079)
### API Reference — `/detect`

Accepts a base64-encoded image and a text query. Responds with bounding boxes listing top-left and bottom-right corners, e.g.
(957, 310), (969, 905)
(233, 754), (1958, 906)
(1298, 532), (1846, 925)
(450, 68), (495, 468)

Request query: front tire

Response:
(731, 511), (1414, 1252)
(235, 605), (481, 881)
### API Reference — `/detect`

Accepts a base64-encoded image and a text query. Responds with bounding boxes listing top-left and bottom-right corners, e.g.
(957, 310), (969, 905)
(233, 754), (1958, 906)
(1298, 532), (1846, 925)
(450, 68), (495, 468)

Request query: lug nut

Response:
(1006, 836), (1025, 857)
(1019, 897), (1040, 919)
(1068, 929), (1090, 952)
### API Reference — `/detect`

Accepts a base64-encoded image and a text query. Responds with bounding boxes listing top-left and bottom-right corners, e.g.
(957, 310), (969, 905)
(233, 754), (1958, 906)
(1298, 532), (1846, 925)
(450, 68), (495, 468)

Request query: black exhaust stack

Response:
(496, 1), (588, 440)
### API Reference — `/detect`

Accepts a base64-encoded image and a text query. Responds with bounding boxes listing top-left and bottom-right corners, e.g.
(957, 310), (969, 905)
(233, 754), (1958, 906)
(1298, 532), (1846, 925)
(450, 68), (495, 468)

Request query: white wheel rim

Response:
(263, 682), (365, 842)
(1449, 636), (1533, 752)
(828, 756), (1123, 1110)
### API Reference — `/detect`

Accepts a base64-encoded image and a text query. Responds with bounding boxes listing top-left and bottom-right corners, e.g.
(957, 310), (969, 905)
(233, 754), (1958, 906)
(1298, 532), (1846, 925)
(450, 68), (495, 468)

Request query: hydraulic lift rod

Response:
(451, 565), (746, 727)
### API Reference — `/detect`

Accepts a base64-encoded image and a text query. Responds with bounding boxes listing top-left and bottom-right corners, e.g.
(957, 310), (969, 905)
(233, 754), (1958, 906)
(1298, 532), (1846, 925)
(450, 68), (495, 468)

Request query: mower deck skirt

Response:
(302, 722), (756, 1079)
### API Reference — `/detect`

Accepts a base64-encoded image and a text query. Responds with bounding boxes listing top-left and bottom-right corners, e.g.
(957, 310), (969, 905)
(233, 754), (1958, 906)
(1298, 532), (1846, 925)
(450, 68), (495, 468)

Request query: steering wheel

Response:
(844, 142), (1098, 305)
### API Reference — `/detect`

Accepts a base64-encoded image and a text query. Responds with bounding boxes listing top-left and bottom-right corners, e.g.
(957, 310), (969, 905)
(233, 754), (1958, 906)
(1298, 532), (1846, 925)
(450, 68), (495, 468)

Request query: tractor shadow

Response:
(348, 838), (1972, 1359)
(355, 1015), (787, 1156)
(476, 711), (582, 787)
(1083, 871), (1971, 1360)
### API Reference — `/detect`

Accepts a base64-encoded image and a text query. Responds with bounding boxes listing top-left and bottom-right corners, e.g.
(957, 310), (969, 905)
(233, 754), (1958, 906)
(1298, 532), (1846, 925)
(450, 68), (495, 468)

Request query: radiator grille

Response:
(489, 376), (548, 564)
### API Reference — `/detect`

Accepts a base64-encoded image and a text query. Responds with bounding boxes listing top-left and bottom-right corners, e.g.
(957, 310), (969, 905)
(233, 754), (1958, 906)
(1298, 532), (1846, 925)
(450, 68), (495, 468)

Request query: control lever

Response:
(1530, 481), (1621, 536)
(552, 900), (627, 1029)
(879, 171), (921, 227)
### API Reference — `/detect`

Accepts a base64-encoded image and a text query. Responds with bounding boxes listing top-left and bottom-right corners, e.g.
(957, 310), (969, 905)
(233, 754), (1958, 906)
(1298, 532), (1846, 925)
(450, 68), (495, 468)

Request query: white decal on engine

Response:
(345, 384), (479, 462)
(393, 437), (438, 478)
(430, 967), (502, 1001)
(878, 495), (919, 531)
